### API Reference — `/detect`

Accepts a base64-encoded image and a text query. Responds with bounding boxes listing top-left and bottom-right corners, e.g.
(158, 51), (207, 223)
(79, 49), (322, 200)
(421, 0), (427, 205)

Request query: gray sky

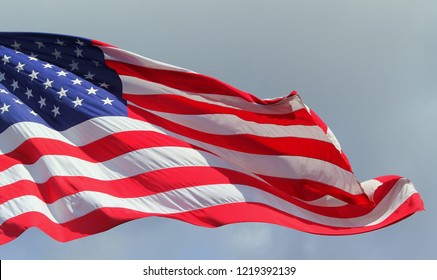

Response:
(0, 0), (436, 259)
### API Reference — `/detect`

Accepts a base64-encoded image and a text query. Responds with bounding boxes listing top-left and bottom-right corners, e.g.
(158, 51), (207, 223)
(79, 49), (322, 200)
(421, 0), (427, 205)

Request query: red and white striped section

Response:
(0, 42), (424, 244)
(99, 42), (423, 232)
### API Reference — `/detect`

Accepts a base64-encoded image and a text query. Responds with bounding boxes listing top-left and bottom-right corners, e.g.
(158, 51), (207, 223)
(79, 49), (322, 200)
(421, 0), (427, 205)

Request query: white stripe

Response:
(120, 75), (306, 115)
(361, 179), (383, 203)
(326, 127), (342, 152)
(0, 146), (261, 186)
(364, 178), (416, 226)
(143, 105), (329, 140)
(0, 116), (161, 154)
(210, 148), (360, 194)
(0, 178), (417, 228)
(99, 46), (191, 72)
(296, 195), (348, 207)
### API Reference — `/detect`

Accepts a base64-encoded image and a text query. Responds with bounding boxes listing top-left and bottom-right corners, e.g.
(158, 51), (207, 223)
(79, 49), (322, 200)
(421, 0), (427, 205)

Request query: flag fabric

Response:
(0, 32), (424, 244)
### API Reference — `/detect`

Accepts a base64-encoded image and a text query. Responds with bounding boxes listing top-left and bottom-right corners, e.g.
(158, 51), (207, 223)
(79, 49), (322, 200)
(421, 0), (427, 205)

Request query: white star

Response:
(69, 60), (79, 71)
(0, 72), (5, 82)
(74, 47), (83, 57)
(43, 63), (53, 69)
(102, 97), (114, 105)
(57, 88), (68, 98)
(29, 110), (38, 116)
(71, 78), (82, 85)
(76, 39), (85, 46)
(84, 72), (95, 80)
(29, 70), (39, 81)
(55, 38), (65, 46)
(43, 78), (54, 89)
(86, 87), (98, 95)
(38, 97), (46, 108)
(72, 96), (84, 108)
(57, 70), (68, 77)
(11, 41), (21, 51)
(35, 41), (46, 49)
(11, 80), (19, 91)
(52, 49), (62, 59)
(13, 98), (23, 104)
(0, 103), (10, 114)
(28, 53), (39, 61)
(51, 105), (60, 117)
(99, 82), (110, 88)
(93, 60), (101, 67)
(2, 55), (11, 65)
(15, 62), (25, 72)
(24, 88), (33, 99)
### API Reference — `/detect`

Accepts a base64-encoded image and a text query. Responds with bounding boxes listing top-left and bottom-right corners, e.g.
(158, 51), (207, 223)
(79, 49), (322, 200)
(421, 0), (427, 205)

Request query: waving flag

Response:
(0, 32), (423, 244)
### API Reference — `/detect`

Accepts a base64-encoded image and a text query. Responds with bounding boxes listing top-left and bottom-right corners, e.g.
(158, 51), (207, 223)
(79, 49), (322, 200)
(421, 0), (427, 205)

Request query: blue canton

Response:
(0, 32), (127, 133)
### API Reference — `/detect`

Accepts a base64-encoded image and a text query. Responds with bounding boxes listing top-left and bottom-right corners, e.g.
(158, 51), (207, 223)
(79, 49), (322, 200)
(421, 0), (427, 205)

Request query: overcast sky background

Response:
(0, 0), (436, 259)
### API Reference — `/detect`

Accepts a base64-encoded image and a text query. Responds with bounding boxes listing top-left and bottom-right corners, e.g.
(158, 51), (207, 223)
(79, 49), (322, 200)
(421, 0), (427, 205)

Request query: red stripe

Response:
(0, 130), (198, 172)
(127, 105), (353, 171)
(92, 39), (116, 48)
(174, 193), (424, 235)
(106, 59), (284, 104)
(0, 166), (268, 204)
(0, 191), (423, 245)
(307, 108), (353, 170)
(124, 93), (315, 126)
(258, 174), (370, 206)
(308, 108), (328, 133)
(0, 210), (146, 243)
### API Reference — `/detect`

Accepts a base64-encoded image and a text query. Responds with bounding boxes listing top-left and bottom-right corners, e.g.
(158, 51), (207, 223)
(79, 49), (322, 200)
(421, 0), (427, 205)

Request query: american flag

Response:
(0, 32), (423, 244)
